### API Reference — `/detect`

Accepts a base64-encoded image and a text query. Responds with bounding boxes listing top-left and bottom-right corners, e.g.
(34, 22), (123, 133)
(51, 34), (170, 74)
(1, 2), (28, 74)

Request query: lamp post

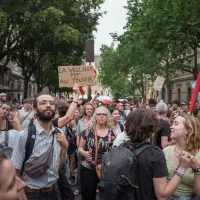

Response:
(85, 39), (94, 100)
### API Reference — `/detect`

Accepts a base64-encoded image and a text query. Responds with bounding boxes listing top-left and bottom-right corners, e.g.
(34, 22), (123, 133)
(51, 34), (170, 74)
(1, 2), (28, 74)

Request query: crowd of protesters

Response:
(0, 87), (200, 200)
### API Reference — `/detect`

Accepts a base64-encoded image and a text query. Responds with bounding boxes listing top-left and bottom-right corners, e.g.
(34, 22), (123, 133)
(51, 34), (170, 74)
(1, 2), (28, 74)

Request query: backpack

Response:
(0, 131), (13, 158)
(20, 125), (62, 177)
(98, 141), (151, 200)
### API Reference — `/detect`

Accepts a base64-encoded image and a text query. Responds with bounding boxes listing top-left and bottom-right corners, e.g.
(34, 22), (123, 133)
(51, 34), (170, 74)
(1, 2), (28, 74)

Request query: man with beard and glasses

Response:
(11, 94), (69, 200)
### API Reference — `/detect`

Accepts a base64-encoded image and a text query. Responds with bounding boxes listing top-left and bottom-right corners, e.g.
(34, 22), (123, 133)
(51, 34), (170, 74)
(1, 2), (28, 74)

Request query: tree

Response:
(126, 0), (200, 79)
(98, 45), (135, 99)
(0, 0), (105, 97)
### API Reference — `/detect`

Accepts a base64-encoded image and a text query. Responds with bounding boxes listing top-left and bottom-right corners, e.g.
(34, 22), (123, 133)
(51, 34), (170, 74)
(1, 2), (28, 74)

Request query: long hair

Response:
(185, 116), (200, 152)
(82, 102), (94, 117)
(90, 106), (113, 129)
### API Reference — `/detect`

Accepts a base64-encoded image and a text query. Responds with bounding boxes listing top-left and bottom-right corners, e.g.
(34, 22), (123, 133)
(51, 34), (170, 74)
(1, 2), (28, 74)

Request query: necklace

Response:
(176, 146), (185, 150)
(174, 145), (185, 158)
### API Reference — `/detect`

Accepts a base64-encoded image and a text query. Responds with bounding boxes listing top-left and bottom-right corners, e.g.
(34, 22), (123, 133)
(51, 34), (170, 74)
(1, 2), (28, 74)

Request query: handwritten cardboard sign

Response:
(153, 76), (165, 91)
(58, 65), (95, 87)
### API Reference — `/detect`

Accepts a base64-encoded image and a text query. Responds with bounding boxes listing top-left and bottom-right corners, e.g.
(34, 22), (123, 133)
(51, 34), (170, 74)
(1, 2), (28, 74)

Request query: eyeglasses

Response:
(96, 113), (107, 116)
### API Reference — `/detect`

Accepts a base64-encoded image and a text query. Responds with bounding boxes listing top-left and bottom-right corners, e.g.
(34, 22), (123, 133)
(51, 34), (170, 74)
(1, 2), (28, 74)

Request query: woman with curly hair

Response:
(74, 102), (94, 196)
(164, 116), (200, 199)
(124, 109), (193, 200)
(78, 106), (115, 200)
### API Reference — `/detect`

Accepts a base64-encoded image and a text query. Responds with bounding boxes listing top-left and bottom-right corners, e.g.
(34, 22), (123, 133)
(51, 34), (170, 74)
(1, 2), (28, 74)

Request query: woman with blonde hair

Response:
(164, 116), (200, 199)
(78, 106), (115, 200)
(74, 102), (94, 196)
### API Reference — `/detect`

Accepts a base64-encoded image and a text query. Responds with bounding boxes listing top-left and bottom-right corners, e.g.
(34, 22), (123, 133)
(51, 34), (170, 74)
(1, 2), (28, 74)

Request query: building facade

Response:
(160, 72), (193, 103)
(0, 57), (37, 101)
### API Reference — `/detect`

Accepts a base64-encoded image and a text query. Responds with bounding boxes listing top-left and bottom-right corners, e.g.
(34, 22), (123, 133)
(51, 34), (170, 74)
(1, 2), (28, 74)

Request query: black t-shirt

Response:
(154, 119), (171, 149)
(136, 143), (168, 200)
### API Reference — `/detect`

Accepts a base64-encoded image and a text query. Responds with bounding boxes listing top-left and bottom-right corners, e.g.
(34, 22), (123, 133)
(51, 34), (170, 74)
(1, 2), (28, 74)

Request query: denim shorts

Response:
(169, 194), (196, 200)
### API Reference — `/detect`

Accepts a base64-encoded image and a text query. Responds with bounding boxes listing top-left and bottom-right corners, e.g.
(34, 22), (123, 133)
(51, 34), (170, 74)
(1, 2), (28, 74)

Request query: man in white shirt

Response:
(12, 94), (69, 200)
(19, 99), (34, 130)
(124, 103), (131, 117)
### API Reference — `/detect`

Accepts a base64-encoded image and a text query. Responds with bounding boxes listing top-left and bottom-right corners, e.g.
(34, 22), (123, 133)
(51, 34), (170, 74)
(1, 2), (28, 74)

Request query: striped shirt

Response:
(11, 120), (63, 189)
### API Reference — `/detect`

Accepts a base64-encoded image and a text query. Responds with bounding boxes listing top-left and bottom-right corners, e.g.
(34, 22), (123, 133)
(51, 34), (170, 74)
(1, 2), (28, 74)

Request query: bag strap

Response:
(118, 123), (124, 132)
(94, 127), (98, 166)
(25, 125), (36, 163)
(20, 125), (36, 176)
(20, 111), (32, 124)
(135, 142), (151, 157)
(4, 131), (9, 147)
(51, 127), (61, 146)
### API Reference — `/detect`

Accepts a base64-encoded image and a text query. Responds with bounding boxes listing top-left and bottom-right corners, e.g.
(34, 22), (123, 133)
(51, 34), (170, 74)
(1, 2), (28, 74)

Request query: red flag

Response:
(79, 86), (84, 95)
(190, 72), (200, 112)
(94, 68), (97, 80)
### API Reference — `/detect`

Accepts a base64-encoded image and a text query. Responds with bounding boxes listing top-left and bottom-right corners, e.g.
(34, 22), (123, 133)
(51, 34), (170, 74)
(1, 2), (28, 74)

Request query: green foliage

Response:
(98, 45), (133, 99)
(0, 0), (105, 97)
(99, 0), (200, 100)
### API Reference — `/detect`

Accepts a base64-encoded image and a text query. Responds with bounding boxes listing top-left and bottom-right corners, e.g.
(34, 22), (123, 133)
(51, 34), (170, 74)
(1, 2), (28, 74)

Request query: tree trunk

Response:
(165, 61), (171, 103)
(24, 79), (29, 98)
(193, 47), (198, 80)
(38, 85), (43, 93)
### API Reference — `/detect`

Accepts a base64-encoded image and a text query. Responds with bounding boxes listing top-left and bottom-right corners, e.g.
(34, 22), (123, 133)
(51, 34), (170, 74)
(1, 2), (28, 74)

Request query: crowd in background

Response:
(0, 88), (200, 200)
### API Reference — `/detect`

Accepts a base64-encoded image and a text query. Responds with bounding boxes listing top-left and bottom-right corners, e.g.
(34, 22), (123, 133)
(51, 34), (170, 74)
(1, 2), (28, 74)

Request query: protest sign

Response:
(58, 65), (95, 87)
(153, 76), (165, 91)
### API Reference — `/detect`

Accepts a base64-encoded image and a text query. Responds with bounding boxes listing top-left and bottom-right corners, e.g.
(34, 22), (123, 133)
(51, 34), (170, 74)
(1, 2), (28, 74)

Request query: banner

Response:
(153, 76), (165, 91)
(58, 65), (95, 88)
(146, 88), (152, 100)
(190, 73), (200, 112)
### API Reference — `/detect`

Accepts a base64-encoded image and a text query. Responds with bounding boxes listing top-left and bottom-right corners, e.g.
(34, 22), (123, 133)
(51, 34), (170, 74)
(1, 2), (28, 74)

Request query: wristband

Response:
(174, 169), (185, 179)
(72, 101), (78, 104)
(192, 167), (200, 175)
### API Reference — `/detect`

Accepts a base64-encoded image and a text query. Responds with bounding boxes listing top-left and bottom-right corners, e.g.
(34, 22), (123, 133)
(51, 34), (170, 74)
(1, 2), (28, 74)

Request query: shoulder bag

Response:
(94, 127), (101, 179)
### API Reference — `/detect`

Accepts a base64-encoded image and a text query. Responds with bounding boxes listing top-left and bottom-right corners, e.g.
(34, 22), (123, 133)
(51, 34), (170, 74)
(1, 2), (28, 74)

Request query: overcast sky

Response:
(94, 0), (128, 54)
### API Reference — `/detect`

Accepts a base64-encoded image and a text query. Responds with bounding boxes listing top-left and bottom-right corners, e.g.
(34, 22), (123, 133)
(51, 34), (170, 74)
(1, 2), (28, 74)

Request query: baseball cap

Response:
(181, 101), (189, 105)
(102, 99), (110, 105)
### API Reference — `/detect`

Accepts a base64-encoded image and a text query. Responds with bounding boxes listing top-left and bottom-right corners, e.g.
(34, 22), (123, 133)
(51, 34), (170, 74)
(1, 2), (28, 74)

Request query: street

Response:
(66, 165), (99, 200)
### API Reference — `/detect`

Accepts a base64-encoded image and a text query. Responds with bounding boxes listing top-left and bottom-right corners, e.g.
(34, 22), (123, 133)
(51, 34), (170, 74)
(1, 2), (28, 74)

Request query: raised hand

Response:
(179, 151), (194, 172)
(73, 84), (80, 96)
(56, 134), (69, 149)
